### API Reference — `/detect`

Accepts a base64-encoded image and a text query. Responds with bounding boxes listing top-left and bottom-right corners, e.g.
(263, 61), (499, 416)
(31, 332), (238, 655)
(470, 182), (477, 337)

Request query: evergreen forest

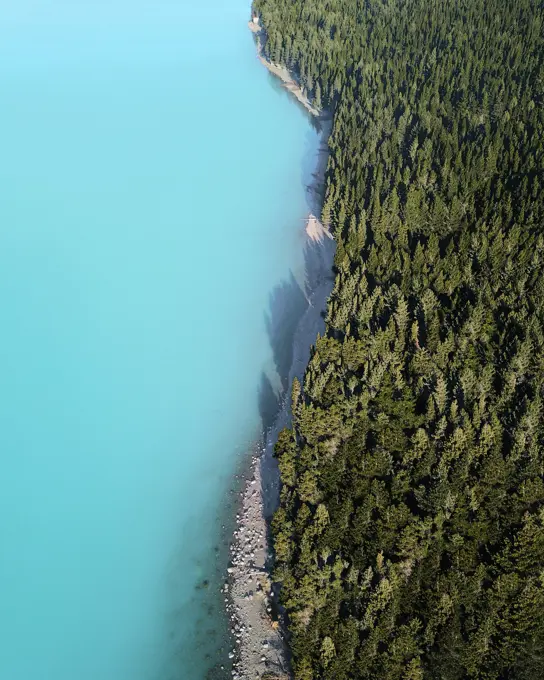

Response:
(253, 0), (544, 677)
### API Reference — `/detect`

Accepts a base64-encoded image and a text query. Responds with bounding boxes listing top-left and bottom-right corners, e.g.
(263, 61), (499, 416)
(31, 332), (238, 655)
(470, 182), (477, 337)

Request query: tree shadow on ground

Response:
(258, 371), (282, 434)
(258, 235), (336, 434)
(265, 270), (308, 392)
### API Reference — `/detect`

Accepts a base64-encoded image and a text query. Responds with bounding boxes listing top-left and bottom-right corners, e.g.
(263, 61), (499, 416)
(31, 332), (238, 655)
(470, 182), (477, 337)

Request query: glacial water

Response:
(0, 2), (318, 679)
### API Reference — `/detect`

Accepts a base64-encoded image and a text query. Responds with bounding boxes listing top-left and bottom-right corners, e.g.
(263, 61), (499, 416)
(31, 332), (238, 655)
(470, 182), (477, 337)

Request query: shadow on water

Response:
(258, 232), (336, 435)
(258, 117), (334, 433)
(265, 67), (332, 217)
(156, 93), (335, 680)
(264, 272), (308, 392)
(156, 253), (335, 680)
(258, 371), (281, 434)
(302, 119), (332, 216)
(153, 216), (334, 680)
(158, 249), (335, 680)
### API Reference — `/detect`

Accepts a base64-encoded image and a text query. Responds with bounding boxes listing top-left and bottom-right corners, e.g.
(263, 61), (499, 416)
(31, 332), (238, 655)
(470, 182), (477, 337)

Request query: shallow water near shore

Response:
(0, 3), (319, 679)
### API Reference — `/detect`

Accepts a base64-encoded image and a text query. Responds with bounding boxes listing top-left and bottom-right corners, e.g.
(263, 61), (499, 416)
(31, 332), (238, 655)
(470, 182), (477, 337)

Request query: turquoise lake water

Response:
(0, 2), (317, 678)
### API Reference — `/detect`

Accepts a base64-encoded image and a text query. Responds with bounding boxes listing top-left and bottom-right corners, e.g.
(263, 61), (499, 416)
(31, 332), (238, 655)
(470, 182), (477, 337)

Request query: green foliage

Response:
(257, 0), (544, 677)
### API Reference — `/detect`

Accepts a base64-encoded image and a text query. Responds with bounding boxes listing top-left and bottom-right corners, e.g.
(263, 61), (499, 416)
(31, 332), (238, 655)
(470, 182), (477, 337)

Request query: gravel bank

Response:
(226, 32), (336, 676)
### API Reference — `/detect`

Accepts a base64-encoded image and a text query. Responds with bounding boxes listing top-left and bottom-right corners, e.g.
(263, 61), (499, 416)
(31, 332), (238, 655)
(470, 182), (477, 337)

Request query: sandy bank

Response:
(257, 57), (321, 118)
(306, 214), (333, 242)
(225, 26), (336, 679)
(248, 21), (322, 119)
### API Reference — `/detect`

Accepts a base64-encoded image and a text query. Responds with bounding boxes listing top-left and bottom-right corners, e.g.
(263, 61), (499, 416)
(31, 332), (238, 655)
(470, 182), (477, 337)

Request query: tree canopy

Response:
(255, 0), (544, 678)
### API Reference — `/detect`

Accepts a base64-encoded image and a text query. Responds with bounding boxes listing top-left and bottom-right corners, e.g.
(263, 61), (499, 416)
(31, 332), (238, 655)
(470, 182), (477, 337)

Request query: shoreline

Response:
(248, 21), (323, 119)
(225, 24), (336, 680)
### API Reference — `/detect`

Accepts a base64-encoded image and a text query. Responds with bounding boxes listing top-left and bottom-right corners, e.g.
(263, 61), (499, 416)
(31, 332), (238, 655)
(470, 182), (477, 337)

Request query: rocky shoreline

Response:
(226, 248), (335, 679)
(224, 23), (336, 680)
